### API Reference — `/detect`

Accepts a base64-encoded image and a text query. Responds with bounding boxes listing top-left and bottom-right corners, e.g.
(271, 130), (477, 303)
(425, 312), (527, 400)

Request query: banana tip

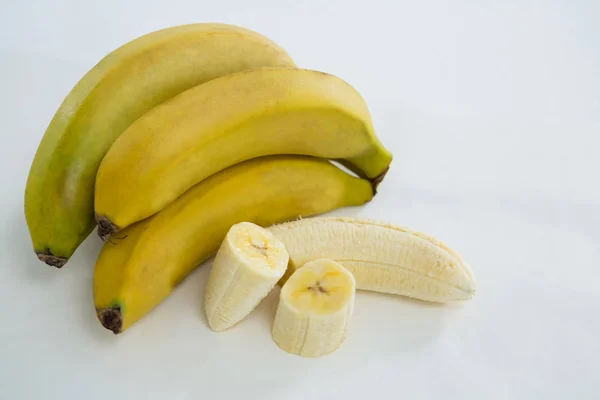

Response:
(95, 214), (119, 241)
(371, 166), (390, 195)
(97, 306), (123, 334)
(36, 252), (67, 268)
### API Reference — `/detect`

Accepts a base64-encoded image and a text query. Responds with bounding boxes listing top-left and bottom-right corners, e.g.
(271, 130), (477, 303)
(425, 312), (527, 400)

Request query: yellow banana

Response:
(25, 23), (295, 267)
(94, 68), (392, 237)
(93, 156), (374, 334)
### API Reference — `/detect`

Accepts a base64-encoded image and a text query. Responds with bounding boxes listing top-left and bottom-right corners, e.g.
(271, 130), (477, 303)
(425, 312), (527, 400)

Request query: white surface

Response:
(1, 1), (598, 399)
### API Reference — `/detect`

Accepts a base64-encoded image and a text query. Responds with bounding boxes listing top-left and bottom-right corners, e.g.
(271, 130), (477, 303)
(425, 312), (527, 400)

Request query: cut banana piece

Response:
(205, 222), (289, 331)
(272, 258), (355, 358)
(269, 217), (476, 302)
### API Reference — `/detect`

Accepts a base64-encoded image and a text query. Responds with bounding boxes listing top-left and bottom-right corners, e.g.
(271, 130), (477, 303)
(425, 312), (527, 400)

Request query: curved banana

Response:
(269, 217), (476, 302)
(93, 156), (374, 334)
(25, 23), (295, 267)
(205, 222), (289, 331)
(272, 258), (355, 357)
(94, 68), (392, 237)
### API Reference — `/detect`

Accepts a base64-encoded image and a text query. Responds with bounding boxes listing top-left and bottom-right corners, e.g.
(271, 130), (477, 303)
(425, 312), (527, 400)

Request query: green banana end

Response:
(97, 305), (123, 334)
(30, 220), (95, 268)
(36, 250), (68, 268)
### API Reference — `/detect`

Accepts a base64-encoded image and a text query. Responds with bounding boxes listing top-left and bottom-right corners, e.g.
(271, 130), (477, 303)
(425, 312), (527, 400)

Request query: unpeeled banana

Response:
(25, 23), (295, 267)
(269, 217), (476, 302)
(204, 222), (289, 331)
(272, 258), (355, 357)
(94, 68), (392, 237)
(93, 156), (374, 334)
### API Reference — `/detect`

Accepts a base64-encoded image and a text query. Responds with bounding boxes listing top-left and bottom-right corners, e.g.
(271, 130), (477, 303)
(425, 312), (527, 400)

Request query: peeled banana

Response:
(93, 156), (373, 334)
(94, 67), (392, 237)
(205, 222), (289, 331)
(269, 217), (476, 302)
(25, 23), (295, 267)
(272, 258), (355, 357)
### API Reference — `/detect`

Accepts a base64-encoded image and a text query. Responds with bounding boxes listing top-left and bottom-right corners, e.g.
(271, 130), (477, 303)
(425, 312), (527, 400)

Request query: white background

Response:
(1, 1), (598, 399)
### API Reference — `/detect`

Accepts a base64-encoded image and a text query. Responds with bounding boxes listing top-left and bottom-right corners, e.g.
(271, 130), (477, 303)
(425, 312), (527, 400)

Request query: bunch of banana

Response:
(26, 21), (475, 351)
(25, 23), (296, 267)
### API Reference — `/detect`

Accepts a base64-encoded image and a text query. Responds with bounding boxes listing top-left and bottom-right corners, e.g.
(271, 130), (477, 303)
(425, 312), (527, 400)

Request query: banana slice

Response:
(204, 222), (289, 331)
(269, 217), (476, 302)
(272, 258), (355, 357)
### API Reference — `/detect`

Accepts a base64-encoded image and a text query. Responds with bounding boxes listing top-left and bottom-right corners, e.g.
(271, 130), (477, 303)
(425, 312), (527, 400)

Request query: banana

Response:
(25, 23), (295, 267)
(204, 222), (289, 331)
(94, 67), (392, 237)
(272, 258), (355, 357)
(93, 156), (373, 334)
(268, 217), (476, 302)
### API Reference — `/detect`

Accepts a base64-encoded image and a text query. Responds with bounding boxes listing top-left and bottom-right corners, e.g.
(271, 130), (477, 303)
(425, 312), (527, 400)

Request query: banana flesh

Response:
(269, 217), (476, 302)
(93, 156), (374, 334)
(25, 23), (295, 266)
(205, 222), (289, 331)
(94, 67), (392, 236)
(272, 258), (355, 357)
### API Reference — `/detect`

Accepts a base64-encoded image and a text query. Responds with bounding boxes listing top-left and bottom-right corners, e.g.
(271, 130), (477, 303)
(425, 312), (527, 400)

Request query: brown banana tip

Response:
(36, 252), (68, 268)
(370, 166), (390, 195)
(97, 306), (122, 334)
(96, 215), (118, 241)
